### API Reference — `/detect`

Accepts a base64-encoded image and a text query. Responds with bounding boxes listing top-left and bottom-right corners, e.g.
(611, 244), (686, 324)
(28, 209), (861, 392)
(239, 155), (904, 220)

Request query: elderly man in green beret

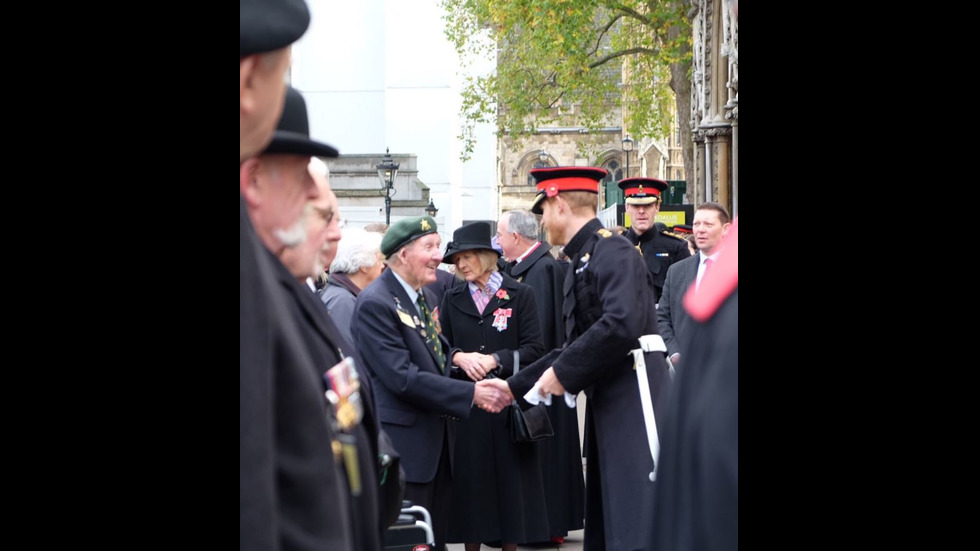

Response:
(350, 216), (511, 551)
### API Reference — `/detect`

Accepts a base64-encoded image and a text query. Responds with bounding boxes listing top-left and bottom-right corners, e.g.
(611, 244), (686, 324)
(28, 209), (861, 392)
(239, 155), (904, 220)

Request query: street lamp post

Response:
(425, 199), (439, 218)
(376, 147), (400, 225)
(622, 135), (634, 179)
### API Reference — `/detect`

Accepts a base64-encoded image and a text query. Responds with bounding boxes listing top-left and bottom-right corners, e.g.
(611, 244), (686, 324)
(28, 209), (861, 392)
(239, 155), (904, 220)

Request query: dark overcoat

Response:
(240, 198), (355, 551)
(350, 268), (475, 485)
(508, 218), (671, 551)
(271, 254), (387, 550)
(439, 273), (550, 544)
(507, 244), (585, 537)
(624, 226), (691, 303)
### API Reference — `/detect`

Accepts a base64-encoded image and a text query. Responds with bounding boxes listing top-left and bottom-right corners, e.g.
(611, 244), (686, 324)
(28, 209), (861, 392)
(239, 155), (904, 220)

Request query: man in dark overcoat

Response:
(240, 2), (356, 549)
(491, 167), (673, 550)
(350, 216), (511, 551)
(618, 177), (691, 303)
(498, 209), (585, 542)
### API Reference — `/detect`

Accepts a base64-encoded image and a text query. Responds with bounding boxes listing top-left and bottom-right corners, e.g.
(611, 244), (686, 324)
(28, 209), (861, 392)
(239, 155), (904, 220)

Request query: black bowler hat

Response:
(262, 87), (339, 158)
(618, 177), (668, 205)
(529, 166), (608, 214)
(442, 222), (500, 264)
(240, 0), (311, 57)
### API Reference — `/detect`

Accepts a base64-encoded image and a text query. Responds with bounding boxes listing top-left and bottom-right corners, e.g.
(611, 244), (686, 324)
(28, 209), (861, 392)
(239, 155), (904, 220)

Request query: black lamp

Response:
(425, 199), (439, 218)
(622, 135), (634, 179)
(376, 147), (400, 224)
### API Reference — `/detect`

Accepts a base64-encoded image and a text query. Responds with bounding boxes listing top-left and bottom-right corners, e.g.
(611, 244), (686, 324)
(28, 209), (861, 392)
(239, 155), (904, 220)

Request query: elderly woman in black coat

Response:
(438, 221), (550, 551)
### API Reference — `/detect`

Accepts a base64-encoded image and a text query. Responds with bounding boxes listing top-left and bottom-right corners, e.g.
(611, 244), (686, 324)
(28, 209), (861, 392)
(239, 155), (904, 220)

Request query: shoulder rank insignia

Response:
(597, 228), (613, 238)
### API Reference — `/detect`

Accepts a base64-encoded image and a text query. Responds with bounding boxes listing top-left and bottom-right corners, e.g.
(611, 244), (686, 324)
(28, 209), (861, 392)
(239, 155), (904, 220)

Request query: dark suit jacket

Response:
(271, 255), (387, 550)
(508, 242), (566, 351)
(350, 268), (476, 484)
(240, 198), (354, 551)
(657, 253), (700, 358)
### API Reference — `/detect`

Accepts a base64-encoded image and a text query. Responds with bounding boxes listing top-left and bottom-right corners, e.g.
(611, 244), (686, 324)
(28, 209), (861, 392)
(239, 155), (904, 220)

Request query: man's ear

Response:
(240, 158), (261, 207)
(240, 55), (259, 116)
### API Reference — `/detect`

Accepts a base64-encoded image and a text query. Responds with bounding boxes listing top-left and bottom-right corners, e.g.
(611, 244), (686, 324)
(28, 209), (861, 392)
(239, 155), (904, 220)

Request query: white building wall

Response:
(290, 0), (497, 245)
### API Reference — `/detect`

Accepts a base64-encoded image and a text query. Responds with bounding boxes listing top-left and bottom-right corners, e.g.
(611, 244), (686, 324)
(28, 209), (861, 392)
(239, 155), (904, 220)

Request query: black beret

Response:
(381, 216), (439, 258)
(240, 0), (311, 57)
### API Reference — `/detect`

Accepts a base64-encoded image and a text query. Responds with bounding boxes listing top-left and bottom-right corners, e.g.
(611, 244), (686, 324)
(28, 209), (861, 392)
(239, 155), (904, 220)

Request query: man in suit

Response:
(657, 202), (732, 368)
(350, 216), (511, 551)
(497, 209), (585, 543)
(618, 178), (691, 303)
(240, 2), (357, 550)
(652, 215), (738, 551)
(489, 167), (672, 551)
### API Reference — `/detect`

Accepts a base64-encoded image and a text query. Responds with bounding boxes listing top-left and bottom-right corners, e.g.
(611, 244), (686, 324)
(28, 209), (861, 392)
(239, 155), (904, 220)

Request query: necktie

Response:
(698, 257), (713, 290)
(416, 292), (446, 372)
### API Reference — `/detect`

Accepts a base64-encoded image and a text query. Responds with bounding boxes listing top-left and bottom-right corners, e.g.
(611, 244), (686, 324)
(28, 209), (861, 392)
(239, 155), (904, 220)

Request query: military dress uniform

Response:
(507, 167), (673, 551)
(618, 178), (691, 303)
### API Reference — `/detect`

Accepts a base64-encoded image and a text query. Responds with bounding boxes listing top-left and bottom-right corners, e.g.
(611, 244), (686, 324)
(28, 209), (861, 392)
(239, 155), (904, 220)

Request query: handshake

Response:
(472, 378), (514, 413)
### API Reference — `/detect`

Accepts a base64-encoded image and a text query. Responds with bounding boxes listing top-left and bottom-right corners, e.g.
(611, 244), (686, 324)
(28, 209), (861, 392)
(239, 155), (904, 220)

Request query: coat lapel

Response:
(384, 271), (445, 372)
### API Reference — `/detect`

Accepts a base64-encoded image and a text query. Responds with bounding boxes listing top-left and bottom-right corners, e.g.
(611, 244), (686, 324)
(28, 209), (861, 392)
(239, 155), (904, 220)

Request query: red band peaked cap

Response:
(618, 177), (668, 204)
(529, 166), (608, 214)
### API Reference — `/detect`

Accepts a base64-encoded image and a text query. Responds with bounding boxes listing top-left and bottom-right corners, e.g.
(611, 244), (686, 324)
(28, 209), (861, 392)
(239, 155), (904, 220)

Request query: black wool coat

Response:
(438, 273), (550, 544)
(271, 254), (387, 551)
(240, 198), (355, 551)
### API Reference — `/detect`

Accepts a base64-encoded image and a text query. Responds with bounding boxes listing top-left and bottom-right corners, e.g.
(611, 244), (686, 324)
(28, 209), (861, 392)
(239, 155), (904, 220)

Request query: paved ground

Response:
(446, 529), (585, 551)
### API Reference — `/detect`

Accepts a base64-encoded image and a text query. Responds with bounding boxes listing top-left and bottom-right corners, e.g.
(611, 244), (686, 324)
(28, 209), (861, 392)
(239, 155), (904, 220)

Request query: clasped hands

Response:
(452, 351), (498, 382)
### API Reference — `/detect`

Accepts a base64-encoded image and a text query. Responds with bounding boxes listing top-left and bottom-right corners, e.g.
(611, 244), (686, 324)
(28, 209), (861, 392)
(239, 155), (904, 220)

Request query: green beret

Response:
(381, 216), (438, 258)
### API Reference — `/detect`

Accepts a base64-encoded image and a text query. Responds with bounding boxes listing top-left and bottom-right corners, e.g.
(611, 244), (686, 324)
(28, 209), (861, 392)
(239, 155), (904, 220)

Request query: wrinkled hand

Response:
(473, 379), (512, 413)
(454, 351), (496, 382)
(536, 367), (566, 398)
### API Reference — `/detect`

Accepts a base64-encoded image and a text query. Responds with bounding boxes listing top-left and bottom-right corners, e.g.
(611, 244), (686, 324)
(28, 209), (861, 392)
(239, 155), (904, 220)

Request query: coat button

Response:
(479, 345), (485, 351)
(478, 320), (483, 325)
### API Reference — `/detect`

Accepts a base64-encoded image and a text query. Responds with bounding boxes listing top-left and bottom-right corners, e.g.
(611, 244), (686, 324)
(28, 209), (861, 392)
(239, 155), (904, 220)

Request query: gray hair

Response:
(329, 227), (383, 275)
(503, 209), (539, 242)
(309, 156), (329, 178)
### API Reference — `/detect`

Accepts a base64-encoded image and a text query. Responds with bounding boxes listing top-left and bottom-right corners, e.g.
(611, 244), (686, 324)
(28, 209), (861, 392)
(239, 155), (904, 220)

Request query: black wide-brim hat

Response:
(262, 86), (339, 158)
(442, 221), (500, 264)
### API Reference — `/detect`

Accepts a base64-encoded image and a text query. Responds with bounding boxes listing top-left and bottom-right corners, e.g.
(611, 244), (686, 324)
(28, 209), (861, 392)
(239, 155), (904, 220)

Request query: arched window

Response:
(601, 159), (624, 208)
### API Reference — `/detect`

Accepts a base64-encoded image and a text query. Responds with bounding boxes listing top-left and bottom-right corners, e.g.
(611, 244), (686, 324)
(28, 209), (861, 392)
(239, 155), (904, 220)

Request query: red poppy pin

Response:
(495, 289), (510, 301)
